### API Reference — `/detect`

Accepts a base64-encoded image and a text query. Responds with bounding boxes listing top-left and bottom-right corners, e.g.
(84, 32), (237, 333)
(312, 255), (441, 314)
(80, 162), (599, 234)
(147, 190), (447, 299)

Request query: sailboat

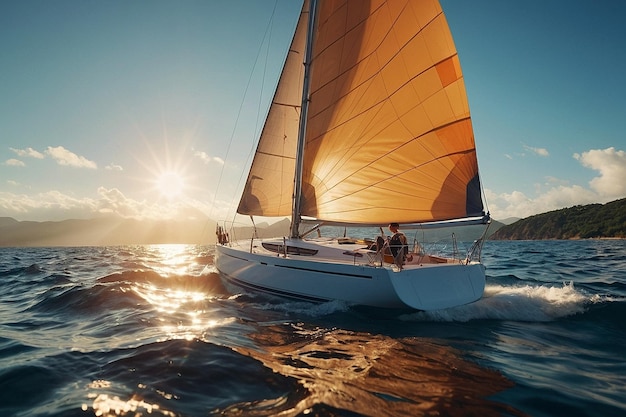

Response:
(215, 0), (490, 311)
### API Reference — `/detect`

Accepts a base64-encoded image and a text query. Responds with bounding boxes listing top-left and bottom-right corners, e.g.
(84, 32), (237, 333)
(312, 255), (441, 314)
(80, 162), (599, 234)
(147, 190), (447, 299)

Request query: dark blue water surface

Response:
(0, 240), (624, 416)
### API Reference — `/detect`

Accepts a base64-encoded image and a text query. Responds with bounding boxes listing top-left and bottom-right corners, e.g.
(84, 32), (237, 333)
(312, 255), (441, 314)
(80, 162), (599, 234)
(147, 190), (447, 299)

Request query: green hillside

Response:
(490, 198), (626, 240)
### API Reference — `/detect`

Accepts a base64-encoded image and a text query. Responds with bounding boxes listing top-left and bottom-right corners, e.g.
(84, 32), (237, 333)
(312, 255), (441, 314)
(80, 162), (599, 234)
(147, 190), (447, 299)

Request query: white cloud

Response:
(4, 158), (25, 167)
(0, 190), (97, 220)
(486, 185), (598, 220)
(194, 151), (210, 163)
(574, 147), (626, 198)
(45, 146), (97, 169)
(10, 147), (44, 159)
(95, 187), (215, 220)
(0, 187), (213, 221)
(95, 187), (143, 217)
(194, 150), (224, 165)
(8, 146), (98, 169)
(523, 144), (549, 157)
(105, 163), (124, 171)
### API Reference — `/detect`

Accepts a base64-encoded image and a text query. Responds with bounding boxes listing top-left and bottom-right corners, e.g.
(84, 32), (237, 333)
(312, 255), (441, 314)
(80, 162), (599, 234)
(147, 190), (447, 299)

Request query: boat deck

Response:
(231, 237), (461, 269)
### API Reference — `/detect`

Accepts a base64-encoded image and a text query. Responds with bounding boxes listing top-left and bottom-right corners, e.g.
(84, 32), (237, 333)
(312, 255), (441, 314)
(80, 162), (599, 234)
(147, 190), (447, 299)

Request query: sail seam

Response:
(316, 117), (472, 196)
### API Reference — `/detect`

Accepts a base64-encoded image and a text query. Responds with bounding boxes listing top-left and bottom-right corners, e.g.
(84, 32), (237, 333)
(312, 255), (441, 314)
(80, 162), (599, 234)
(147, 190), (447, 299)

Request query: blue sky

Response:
(1, 0), (625, 223)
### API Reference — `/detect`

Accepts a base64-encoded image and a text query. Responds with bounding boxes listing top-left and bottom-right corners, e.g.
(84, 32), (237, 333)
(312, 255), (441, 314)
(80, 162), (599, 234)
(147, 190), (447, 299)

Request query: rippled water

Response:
(0, 240), (624, 416)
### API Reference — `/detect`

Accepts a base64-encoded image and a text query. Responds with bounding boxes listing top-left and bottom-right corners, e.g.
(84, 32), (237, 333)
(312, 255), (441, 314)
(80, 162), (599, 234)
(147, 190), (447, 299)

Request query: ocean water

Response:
(0, 240), (624, 417)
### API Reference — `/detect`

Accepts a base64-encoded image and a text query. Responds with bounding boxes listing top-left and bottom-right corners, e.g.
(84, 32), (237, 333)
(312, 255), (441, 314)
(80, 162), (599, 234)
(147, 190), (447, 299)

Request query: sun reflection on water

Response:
(130, 242), (237, 341)
(145, 244), (201, 276)
(83, 391), (176, 417)
(134, 284), (206, 314)
(132, 283), (236, 341)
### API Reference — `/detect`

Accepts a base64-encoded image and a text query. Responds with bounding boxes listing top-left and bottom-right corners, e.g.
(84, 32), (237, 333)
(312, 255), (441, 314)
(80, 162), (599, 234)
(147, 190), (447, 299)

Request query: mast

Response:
(290, 0), (317, 239)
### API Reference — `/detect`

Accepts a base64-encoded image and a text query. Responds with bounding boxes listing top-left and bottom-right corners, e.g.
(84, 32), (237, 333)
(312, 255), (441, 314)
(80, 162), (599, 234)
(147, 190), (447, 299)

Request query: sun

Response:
(156, 171), (186, 199)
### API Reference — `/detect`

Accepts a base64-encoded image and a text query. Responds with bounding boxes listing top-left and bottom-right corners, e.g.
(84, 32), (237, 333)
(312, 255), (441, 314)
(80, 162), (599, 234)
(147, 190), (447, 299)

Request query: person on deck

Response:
(368, 223), (413, 263)
(388, 223), (412, 262)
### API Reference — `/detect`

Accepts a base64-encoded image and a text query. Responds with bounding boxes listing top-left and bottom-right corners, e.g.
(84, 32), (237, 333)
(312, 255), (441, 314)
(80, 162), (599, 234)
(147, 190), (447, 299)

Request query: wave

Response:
(0, 263), (42, 277)
(399, 282), (608, 322)
(26, 283), (143, 316)
(97, 269), (227, 295)
(577, 295), (626, 326)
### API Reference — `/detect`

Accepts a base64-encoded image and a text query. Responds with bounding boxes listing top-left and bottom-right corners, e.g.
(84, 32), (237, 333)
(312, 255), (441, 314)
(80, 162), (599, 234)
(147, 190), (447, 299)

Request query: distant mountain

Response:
(0, 217), (19, 228)
(490, 198), (626, 240)
(225, 218), (291, 241)
(0, 216), (293, 247)
(0, 217), (217, 247)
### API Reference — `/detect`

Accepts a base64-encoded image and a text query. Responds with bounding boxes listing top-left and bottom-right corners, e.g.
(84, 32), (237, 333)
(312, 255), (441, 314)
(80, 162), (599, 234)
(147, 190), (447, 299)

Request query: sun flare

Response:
(156, 171), (185, 199)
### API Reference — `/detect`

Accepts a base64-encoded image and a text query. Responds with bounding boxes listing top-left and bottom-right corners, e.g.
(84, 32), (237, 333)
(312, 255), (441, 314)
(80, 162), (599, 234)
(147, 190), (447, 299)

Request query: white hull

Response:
(215, 238), (485, 311)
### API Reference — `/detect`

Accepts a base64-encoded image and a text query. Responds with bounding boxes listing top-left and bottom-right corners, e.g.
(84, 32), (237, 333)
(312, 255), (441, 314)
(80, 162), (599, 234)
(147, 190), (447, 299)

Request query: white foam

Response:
(400, 282), (591, 322)
(200, 264), (219, 275)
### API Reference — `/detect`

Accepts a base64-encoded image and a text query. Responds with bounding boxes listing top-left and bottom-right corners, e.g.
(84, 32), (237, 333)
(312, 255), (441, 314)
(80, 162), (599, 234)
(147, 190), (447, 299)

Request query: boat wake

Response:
(400, 282), (603, 322)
